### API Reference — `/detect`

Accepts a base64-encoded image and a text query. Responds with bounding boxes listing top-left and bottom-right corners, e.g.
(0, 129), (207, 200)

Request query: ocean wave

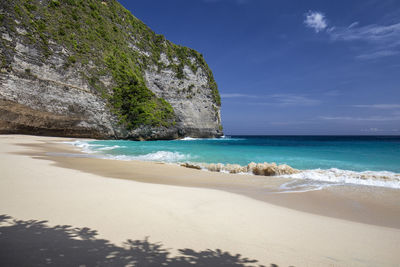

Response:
(64, 141), (124, 152)
(181, 162), (298, 175)
(180, 162), (400, 189)
(64, 141), (191, 162)
(63, 140), (103, 153)
(283, 168), (400, 189)
(63, 141), (400, 189)
(125, 151), (190, 162)
(179, 136), (244, 141)
(95, 151), (190, 162)
(274, 180), (337, 194)
(97, 145), (125, 151)
(180, 137), (199, 140)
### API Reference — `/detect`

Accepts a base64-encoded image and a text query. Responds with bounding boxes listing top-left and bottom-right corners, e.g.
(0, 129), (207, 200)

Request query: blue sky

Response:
(120, 0), (400, 135)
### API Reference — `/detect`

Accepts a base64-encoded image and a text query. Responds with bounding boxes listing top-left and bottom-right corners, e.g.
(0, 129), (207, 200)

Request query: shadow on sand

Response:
(0, 214), (287, 267)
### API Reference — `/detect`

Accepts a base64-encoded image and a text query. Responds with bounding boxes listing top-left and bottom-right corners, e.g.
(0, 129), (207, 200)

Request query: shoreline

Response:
(27, 135), (400, 229)
(1, 134), (400, 266)
(65, 138), (400, 190)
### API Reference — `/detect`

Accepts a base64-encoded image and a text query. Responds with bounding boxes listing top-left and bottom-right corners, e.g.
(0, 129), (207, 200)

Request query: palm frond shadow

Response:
(0, 214), (287, 267)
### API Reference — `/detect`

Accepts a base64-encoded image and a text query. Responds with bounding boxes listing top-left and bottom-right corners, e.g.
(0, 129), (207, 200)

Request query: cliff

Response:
(0, 0), (223, 140)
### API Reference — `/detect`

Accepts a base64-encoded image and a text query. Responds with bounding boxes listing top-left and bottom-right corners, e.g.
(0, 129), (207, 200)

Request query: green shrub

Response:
(14, 5), (22, 16)
(64, 0), (77, 5)
(176, 63), (185, 79)
(36, 19), (46, 32)
(106, 50), (175, 129)
(24, 1), (37, 12)
(58, 27), (65, 36)
(67, 55), (76, 64)
(49, 0), (60, 8)
(7, 0), (220, 128)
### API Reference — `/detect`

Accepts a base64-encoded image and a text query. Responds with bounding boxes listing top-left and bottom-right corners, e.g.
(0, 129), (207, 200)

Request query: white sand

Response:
(0, 135), (399, 266)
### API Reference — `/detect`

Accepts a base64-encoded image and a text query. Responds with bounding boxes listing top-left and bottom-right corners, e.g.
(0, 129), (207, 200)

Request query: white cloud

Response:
(348, 22), (359, 29)
(361, 127), (380, 132)
(304, 10), (400, 59)
(329, 22), (400, 59)
(221, 93), (320, 106)
(353, 104), (400, 109)
(220, 93), (257, 98)
(361, 128), (399, 133)
(304, 11), (327, 33)
(269, 120), (312, 125)
(319, 115), (400, 121)
(269, 94), (320, 106)
(356, 50), (399, 59)
(330, 22), (400, 42)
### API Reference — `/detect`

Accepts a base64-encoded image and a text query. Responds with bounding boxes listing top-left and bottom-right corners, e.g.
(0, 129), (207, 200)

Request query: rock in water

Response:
(180, 163), (202, 170)
(225, 164), (247, 174)
(206, 163), (224, 172)
(0, 0), (223, 140)
(195, 161), (299, 176)
(248, 162), (299, 176)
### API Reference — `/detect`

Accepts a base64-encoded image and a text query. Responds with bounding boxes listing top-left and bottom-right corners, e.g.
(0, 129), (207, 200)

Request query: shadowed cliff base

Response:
(0, 100), (222, 140)
(0, 99), (110, 139)
(0, 214), (287, 267)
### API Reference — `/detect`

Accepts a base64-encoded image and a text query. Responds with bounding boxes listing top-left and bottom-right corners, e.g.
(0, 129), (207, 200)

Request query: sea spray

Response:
(181, 162), (299, 176)
(180, 162), (400, 189)
(284, 168), (400, 189)
(65, 136), (400, 189)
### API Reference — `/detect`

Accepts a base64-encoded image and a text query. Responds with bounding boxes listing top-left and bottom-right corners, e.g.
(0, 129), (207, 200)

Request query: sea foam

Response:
(63, 140), (191, 162)
(181, 137), (199, 140)
(64, 140), (400, 189)
(283, 168), (400, 189)
(127, 151), (190, 162)
(97, 145), (125, 151)
(179, 136), (243, 141)
(179, 162), (400, 189)
(62, 140), (104, 153)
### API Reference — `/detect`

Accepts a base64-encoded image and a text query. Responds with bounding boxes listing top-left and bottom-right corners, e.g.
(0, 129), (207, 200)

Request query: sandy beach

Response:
(1, 135), (400, 266)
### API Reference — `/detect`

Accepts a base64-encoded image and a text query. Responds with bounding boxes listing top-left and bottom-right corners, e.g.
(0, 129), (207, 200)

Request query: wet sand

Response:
(1, 135), (400, 266)
(26, 137), (400, 229)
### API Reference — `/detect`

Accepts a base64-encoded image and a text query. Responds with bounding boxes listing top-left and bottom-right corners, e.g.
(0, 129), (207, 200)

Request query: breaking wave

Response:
(179, 136), (243, 141)
(180, 137), (199, 140)
(63, 140), (400, 189)
(97, 145), (125, 151)
(63, 140), (191, 162)
(283, 168), (400, 189)
(63, 140), (104, 153)
(180, 162), (400, 189)
(126, 151), (190, 162)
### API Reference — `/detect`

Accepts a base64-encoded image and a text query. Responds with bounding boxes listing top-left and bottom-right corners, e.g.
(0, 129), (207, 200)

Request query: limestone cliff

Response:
(0, 0), (223, 140)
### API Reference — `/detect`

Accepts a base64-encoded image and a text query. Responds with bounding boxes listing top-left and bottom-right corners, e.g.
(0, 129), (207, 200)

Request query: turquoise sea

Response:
(67, 136), (400, 189)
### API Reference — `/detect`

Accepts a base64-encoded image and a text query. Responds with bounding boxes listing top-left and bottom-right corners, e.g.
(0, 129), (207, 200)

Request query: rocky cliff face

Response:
(0, 0), (222, 140)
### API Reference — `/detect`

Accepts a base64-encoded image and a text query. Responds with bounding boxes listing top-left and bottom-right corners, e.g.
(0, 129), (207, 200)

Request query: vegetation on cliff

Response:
(1, 0), (220, 129)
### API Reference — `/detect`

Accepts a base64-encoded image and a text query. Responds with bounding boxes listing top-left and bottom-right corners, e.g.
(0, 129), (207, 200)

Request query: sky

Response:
(119, 0), (400, 135)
